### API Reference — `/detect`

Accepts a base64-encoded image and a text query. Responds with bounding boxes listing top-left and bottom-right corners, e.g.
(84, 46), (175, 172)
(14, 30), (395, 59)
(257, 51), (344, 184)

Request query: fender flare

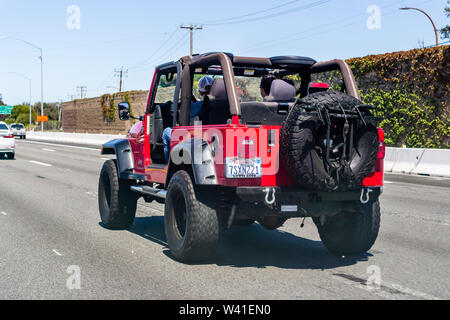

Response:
(101, 139), (135, 179)
(166, 138), (217, 187)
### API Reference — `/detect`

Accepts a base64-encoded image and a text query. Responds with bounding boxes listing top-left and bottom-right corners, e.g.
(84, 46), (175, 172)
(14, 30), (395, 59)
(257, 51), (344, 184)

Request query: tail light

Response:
(377, 128), (385, 160)
(238, 138), (256, 158)
(378, 141), (385, 159)
(3, 134), (14, 139)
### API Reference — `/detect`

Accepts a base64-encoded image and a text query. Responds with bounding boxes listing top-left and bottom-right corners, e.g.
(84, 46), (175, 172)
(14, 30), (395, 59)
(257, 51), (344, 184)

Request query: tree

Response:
(440, 0), (450, 40)
(32, 102), (58, 120)
(9, 104), (36, 125)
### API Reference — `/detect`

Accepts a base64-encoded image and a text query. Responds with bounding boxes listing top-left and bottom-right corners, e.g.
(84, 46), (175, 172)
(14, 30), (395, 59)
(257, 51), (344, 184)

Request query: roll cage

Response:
(146, 53), (361, 127)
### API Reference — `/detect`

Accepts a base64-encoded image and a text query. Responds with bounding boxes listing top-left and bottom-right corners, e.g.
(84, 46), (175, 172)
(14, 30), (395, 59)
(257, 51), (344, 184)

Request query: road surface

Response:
(0, 140), (448, 299)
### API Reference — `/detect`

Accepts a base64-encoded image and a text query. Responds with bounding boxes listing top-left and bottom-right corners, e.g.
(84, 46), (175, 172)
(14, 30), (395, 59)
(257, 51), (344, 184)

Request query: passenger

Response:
(260, 74), (277, 100)
(162, 76), (214, 162)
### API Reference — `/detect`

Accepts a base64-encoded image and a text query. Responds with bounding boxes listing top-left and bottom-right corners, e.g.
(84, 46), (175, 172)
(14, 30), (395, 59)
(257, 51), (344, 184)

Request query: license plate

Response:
(225, 157), (262, 179)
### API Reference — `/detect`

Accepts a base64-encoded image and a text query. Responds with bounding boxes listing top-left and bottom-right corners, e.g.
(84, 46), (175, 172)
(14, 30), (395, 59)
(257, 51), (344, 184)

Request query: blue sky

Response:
(0, 0), (447, 105)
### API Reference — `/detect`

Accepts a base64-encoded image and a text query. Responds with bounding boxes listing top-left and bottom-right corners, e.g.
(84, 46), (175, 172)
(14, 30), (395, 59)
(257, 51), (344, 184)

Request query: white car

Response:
(0, 121), (15, 159)
(10, 123), (26, 139)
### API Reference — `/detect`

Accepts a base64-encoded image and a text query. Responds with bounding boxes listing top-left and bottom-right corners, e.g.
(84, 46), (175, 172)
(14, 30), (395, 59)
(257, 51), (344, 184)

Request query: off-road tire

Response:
(98, 160), (137, 230)
(164, 170), (219, 262)
(281, 91), (379, 191)
(315, 200), (380, 255)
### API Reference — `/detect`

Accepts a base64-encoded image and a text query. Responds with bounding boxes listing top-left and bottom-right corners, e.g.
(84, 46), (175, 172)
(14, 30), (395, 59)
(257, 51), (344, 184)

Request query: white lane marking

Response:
(384, 181), (393, 184)
(52, 249), (63, 256)
(1, 211), (7, 216)
(18, 140), (100, 151)
(42, 148), (55, 152)
(389, 283), (441, 300)
(333, 274), (442, 300)
(29, 160), (52, 167)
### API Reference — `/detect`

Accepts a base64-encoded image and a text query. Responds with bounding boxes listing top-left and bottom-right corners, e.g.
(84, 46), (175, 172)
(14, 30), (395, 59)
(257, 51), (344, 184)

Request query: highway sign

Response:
(0, 106), (13, 115)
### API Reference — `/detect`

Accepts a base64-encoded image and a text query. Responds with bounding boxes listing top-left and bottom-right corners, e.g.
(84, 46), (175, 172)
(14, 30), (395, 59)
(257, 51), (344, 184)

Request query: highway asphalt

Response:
(0, 139), (448, 300)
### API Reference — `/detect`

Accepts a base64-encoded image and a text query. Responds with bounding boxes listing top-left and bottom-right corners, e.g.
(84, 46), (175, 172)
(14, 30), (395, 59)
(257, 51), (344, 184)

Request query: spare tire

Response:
(280, 91), (379, 191)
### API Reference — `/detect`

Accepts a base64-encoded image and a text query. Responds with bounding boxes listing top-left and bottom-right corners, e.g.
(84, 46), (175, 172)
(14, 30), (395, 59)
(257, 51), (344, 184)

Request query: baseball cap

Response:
(198, 76), (215, 93)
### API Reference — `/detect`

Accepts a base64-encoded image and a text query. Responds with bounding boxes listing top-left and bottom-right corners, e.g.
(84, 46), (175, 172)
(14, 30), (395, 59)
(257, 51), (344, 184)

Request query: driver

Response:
(162, 76), (215, 162)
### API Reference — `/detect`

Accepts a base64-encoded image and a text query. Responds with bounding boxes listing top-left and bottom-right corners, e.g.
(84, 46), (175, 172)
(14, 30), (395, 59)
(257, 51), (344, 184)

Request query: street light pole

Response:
(400, 7), (439, 48)
(0, 36), (44, 130)
(9, 72), (32, 130)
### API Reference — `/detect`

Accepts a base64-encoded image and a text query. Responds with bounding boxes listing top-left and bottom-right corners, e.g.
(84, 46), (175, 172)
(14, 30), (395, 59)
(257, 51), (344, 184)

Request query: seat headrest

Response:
(264, 79), (296, 102)
(208, 78), (227, 100)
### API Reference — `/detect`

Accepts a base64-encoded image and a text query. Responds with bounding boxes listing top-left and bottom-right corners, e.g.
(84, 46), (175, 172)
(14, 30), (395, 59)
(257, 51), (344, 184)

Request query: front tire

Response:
(164, 170), (219, 262)
(315, 200), (380, 255)
(98, 160), (137, 230)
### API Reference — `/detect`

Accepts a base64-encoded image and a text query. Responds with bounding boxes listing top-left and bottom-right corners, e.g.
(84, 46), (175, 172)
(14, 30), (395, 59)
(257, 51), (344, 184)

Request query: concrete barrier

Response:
(26, 131), (125, 148)
(413, 149), (450, 177)
(384, 147), (450, 178)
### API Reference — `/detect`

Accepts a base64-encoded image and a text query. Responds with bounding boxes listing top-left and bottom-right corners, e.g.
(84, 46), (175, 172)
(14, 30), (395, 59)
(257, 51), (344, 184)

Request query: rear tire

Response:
(165, 170), (219, 262)
(315, 200), (380, 255)
(281, 91), (379, 191)
(7, 153), (15, 159)
(98, 160), (137, 230)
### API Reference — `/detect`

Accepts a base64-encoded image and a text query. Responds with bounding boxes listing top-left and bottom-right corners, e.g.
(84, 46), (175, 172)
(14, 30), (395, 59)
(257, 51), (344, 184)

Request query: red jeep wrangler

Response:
(98, 53), (385, 262)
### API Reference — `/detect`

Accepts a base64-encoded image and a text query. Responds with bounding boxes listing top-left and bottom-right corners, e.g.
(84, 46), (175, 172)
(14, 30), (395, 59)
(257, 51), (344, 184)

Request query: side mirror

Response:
(118, 102), (130, 120)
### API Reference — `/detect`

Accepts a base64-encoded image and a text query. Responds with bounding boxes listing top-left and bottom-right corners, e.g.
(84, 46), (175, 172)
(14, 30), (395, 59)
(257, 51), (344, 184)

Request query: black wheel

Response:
(281, 91), (379, 191)
(164, 170), (219, 262)
(315, 200), (381, 255)
(98, 160), (137, 230)
(6, 153), (15, 160)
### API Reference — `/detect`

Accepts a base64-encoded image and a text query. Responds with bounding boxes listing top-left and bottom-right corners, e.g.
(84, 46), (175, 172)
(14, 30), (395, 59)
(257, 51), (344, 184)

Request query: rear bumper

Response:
(234, 186), (382, 218)
(0, 141), (15, 152)
(236, 186), (381, 202)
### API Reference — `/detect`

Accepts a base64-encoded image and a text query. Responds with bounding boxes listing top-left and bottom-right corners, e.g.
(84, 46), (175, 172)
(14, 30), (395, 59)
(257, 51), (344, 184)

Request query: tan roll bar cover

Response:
(311, 59), (361, 100)
(180, 53), (240, 126)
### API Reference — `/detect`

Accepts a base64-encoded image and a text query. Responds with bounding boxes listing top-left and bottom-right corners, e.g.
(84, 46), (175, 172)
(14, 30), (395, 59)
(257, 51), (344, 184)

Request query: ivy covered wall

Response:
(347, 46), (449, 148)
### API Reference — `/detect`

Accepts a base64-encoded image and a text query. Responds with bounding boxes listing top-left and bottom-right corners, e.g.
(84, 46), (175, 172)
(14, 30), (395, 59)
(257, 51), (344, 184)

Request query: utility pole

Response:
(114, 67), (128, 92)
(180, 24), (203, 57)
(68, 94), (75, 101)
(76, 86), (87, 99)
(400, 7), (439, 47)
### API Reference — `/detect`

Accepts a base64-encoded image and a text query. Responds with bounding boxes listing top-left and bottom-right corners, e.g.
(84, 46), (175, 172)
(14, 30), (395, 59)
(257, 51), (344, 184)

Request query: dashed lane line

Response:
(52, 250), (63, 256)
(29, 160), (52, 167)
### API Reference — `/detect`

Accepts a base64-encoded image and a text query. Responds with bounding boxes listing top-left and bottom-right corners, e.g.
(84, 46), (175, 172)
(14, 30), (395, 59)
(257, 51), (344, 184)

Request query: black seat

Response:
(203, 79), (231, 125)
(151, 101), (173, 147)
(263, 79), (296, 102)
(241, 79), (296, 125)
